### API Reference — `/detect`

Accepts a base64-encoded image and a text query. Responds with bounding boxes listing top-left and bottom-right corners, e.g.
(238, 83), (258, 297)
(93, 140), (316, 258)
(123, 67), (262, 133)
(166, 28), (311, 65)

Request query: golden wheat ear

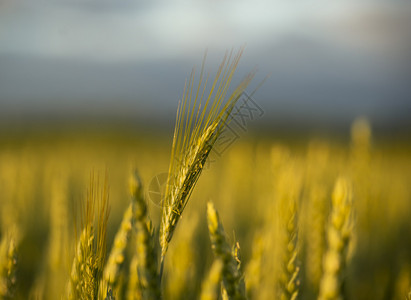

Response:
(199, 259), (224, 300)
(319, 177), (353, 300)
(159, 48), (255, 264)
(207, 201), (246, 300)
(99, 202), (133, 298)
(0, 232), (18, 299)
(67, 172), (110, 300)
(130, 171), (161, 300)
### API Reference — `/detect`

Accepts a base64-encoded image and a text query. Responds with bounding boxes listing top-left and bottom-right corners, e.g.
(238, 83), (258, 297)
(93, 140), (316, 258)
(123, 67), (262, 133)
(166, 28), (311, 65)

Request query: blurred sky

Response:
(1, 0), (411, 132)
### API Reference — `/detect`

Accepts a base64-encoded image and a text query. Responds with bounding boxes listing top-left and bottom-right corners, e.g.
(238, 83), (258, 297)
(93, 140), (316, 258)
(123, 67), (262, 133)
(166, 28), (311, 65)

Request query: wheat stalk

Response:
(160, 48), (255, 266)
(207, 201), (246, 300)
(130, 171), (161, 300)
(318, 177), (353, 300)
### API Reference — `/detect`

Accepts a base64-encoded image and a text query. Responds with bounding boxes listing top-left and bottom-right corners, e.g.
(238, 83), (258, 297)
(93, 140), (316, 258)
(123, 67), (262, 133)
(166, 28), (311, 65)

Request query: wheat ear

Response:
(245, 233), (264, 299)
(100, 202), (134, 298)
(318, 177), (353, 300)
(305, 184), (327, 293)
(67, 173), (110, 300)
(279, 199), (300, 300)
(200, 259), (224, 300)
(130, 171), (161, 300)
(127, 254), (142, 300)
(0, 234), (17, 299)
(160, 48), (255, 264)
(207, 201), (246, 300)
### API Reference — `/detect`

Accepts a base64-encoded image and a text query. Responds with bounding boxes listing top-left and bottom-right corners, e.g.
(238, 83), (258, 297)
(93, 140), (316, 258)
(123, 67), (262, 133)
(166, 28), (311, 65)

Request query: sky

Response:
(1, 0), (411, 132)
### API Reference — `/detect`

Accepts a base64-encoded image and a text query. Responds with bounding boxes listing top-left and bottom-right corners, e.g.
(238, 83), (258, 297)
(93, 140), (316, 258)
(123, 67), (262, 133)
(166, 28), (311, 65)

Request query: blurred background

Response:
(1, 0), (411, 136)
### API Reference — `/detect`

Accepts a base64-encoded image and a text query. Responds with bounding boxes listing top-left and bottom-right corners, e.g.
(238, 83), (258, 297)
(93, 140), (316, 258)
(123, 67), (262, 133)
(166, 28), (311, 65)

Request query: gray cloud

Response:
(1, 0), (410, 131)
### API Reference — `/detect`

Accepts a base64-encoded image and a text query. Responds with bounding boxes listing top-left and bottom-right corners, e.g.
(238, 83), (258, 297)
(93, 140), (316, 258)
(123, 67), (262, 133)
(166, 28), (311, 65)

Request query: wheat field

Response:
(0, 120), (410, 299)
(0, 52), (411, 299)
